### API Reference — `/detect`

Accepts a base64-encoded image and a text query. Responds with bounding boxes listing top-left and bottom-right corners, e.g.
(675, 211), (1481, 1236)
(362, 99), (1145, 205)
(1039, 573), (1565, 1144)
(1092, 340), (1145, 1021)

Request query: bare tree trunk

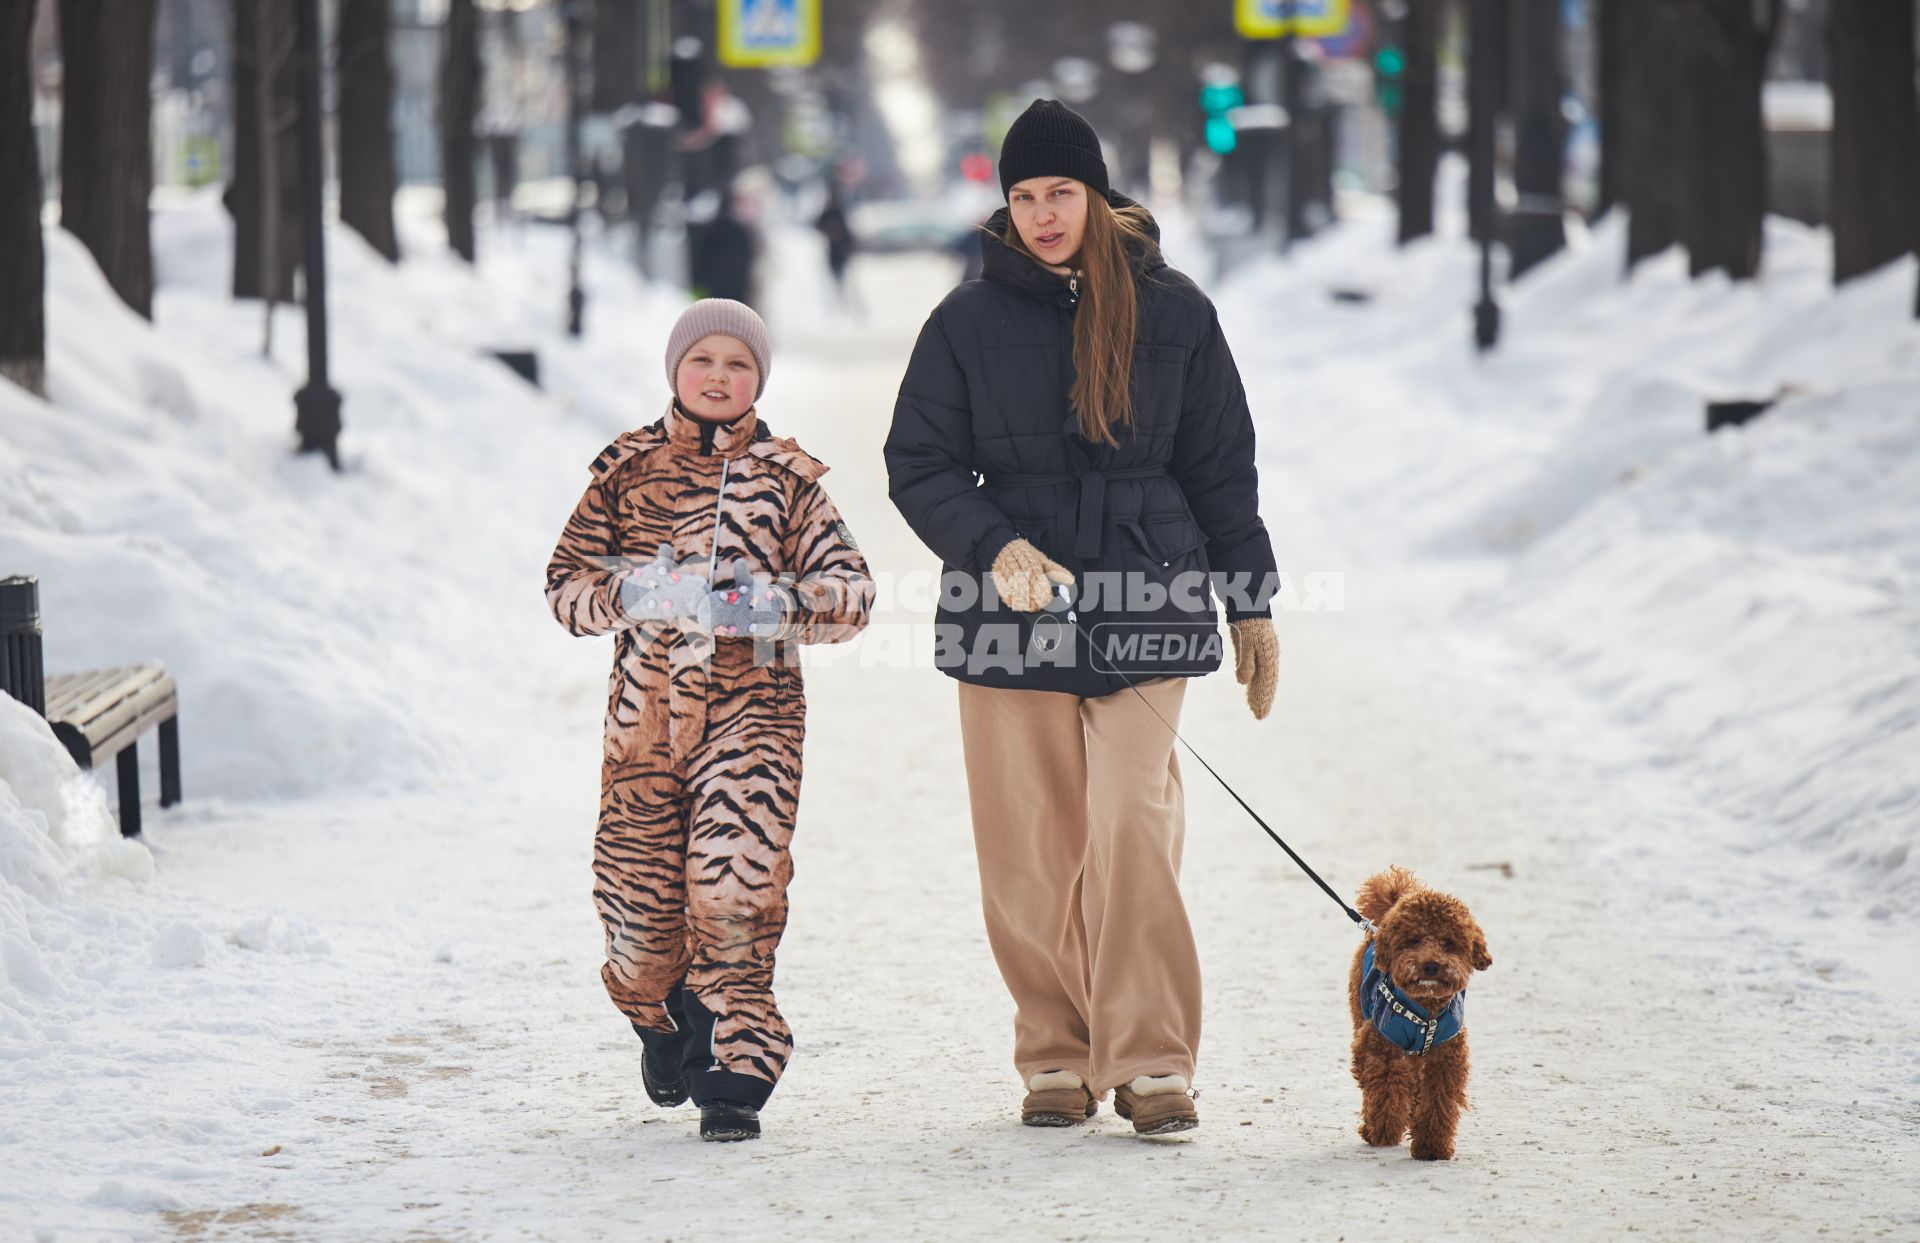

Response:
(1675, 0), (1779, 280)
(1830, 0), (1920, 285)
(1507, 0), (1564, 278)
(227, 0), (300, 301)
(1397, 0), (1439, 244)
(1595, 0), (1629, 217)
(57, 0), (156, 318)
(0, 0), (44, 396)
(1625, 0), (1684, 268)
(338, 0), (398, 262)
(257, 0), (283, 354)
(1468, 0), (1506, 244)
(440, 0), (479, 263)
(592, 0), (645, 112)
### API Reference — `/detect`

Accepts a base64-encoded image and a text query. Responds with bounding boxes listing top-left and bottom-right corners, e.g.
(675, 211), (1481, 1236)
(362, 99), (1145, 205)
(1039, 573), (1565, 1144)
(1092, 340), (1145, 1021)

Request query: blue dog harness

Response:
(1361, 943), (1466, 1056)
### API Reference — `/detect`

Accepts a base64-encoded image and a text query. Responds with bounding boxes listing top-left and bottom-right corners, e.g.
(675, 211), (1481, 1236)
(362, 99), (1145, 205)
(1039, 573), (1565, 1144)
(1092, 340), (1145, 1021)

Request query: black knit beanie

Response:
(997, 99), (1109, 200)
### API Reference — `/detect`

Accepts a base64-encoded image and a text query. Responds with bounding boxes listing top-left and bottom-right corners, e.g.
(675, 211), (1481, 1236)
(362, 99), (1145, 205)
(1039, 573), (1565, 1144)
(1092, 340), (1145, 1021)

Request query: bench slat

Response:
(47, 664), (164, 708)
(75, 678), (177, 754)
(45, 668), (118, 715)
(46, 665), (167, 724)
(85, 696), (178, 764)
(45, 667), (130, 716)
(44, 666), (178, 766)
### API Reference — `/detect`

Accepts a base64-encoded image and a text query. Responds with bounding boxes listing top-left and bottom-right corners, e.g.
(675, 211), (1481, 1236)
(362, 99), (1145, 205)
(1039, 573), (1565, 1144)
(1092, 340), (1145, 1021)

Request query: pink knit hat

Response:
(665, 298), (773, 400)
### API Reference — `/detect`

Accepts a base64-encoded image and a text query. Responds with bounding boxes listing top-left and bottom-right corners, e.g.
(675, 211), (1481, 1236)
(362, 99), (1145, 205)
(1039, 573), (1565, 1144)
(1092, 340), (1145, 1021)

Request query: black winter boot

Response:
(632, 1023), (689, 1108)
(699, 1101), (761, 1142)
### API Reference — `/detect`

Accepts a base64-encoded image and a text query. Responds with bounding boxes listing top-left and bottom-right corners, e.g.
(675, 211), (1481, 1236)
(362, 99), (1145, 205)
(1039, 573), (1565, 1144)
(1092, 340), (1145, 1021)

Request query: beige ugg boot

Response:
(1020, 1069), (1098, 1127)
(1111, 1073), (1198, 1135)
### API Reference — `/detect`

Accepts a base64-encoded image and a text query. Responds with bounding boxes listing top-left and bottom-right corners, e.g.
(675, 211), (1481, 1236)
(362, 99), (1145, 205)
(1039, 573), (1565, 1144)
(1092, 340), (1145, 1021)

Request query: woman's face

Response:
(1008, 176), (1088, 268)
(674, 333), (760, 422)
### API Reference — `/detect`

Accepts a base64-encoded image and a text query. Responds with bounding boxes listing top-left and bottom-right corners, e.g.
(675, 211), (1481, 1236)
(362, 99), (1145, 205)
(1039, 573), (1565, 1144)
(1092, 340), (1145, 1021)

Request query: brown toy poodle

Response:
(1348, 866), (1492, 1160)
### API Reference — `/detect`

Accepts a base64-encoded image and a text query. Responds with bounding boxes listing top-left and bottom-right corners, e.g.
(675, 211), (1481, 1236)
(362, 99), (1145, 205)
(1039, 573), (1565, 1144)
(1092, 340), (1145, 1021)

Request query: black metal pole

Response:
(1280, 1), (1303, 253)
(565, 0), (585, 338)
(292, 0), (342, 468)
(1507, 0), (1565, 279)
(1469, 0), (1502, 352)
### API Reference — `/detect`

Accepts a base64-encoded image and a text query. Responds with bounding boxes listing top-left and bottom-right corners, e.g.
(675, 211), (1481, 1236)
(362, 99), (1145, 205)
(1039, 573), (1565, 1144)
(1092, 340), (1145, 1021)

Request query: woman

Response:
(883, 99), (1280, 1136)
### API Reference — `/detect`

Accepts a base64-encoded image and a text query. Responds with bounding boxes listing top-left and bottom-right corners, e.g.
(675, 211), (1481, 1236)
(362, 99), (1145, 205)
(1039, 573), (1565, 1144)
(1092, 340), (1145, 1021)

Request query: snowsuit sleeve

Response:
(545, 474), (640, 638)
(774, 480), (875, 645)
(883, 312), (1021, 573)
(1171, 302), (1279, 621)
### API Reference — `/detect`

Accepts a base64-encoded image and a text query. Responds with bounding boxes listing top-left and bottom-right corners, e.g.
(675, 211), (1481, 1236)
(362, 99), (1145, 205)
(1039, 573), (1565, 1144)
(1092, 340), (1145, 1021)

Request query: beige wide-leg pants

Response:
(956, 676), (1201, 1095)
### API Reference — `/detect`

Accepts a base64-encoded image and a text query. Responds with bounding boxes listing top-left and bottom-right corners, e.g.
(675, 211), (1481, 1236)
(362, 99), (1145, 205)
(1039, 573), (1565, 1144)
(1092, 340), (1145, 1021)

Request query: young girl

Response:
(545, 299), (873, 1142)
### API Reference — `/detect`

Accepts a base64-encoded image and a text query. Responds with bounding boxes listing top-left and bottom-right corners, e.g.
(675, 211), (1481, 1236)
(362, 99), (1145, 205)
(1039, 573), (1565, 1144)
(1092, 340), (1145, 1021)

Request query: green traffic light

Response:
(1205, 115), (1238, 154)
(1199, 82), (1245, 115)
(1374, 44), (1405, 77)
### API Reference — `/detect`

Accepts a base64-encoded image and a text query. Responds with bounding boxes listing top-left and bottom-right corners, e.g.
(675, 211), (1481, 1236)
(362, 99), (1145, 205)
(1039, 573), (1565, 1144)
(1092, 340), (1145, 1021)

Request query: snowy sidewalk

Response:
(3, 210), (1917, 1241)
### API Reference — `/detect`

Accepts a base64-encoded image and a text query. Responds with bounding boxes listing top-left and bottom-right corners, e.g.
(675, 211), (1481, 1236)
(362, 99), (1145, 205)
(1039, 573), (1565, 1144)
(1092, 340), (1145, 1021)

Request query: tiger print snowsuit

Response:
(545, 401), (873, 1109)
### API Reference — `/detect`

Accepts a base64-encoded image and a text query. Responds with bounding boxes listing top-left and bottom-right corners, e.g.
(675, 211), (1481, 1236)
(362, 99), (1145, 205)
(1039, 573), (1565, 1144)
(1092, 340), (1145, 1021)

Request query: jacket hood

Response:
(587, 405), (829, 483)
(978, 189), (1166, 303)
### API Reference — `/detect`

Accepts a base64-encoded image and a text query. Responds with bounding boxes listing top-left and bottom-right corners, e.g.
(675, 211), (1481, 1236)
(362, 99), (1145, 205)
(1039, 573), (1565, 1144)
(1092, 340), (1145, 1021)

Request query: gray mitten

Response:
(697, 557), (790, 638)
(619, 543), (709, 622)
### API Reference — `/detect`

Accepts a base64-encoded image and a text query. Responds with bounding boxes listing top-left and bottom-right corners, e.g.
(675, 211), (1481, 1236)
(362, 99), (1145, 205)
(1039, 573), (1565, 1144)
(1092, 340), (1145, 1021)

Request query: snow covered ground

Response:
(2, 186), (1917, 1241)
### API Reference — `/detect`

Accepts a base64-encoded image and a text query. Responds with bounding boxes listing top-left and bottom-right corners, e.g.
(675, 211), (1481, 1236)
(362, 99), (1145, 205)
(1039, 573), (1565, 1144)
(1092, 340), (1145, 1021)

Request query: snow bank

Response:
(1, 198), (697, 1235)
(0, 695), (152, 1036)
(1217, 181), (1920, 915)
(1, 195), (686, 803)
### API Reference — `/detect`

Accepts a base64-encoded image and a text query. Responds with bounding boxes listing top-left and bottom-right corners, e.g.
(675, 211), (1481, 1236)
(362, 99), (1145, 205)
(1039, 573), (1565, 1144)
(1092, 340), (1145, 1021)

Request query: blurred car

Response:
(849, 184), (1003, 256)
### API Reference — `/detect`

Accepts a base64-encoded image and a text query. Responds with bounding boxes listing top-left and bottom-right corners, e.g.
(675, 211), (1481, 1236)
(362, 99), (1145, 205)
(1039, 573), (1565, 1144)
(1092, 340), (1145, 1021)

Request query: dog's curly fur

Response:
(1348, 867), (1492, 1160)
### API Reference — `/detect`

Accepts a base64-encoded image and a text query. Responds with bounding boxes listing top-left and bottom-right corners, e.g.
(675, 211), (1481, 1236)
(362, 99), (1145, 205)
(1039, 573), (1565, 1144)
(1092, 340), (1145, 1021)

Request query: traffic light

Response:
(1373, 42), (1405, 116)
(1199, 80), (1245, 155)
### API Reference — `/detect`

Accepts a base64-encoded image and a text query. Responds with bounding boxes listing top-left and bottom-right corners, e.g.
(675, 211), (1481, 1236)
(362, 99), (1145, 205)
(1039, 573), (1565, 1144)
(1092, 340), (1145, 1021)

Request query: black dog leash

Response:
(1044, 585), (1376, 936)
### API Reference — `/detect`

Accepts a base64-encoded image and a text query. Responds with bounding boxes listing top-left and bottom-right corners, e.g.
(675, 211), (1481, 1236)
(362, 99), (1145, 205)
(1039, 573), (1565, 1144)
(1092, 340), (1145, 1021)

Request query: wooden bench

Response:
(45, 665), (182, 838)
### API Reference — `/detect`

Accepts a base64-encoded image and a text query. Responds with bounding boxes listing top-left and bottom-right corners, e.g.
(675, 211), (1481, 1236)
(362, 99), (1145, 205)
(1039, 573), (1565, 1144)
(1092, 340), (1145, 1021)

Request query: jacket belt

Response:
(988, 465), (1169, 559)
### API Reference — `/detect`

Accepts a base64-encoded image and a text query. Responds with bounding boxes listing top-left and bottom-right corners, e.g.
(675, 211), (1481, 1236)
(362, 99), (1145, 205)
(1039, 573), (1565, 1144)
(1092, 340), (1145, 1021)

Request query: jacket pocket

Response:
(1119, 513), (1209, 567)
(1115, 513), (1215, 622)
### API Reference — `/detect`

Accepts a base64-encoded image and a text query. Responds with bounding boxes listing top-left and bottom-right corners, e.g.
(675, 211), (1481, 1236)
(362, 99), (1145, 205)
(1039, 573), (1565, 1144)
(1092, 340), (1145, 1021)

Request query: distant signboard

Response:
(718, 0), (820, 69)
(1235, 0), (1352, 40)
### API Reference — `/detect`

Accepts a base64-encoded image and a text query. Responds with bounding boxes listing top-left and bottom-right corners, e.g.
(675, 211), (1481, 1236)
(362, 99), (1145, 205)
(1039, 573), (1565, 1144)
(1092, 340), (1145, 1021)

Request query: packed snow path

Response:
(5, 227), (1916, 1241)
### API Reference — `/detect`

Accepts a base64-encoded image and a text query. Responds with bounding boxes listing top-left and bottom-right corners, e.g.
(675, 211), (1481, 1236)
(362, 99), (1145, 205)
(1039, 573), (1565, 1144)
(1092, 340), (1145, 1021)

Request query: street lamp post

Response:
(1468, 0), (1502, 352)
(563, 0), (586, 338)
(1279, 1), (1305, 253)
(291, 0), (341, 468)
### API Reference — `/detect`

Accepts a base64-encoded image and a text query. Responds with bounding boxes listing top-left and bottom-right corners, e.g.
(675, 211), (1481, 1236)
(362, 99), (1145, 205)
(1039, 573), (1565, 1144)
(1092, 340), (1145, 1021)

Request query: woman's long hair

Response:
(1004, 189), (1162, 447)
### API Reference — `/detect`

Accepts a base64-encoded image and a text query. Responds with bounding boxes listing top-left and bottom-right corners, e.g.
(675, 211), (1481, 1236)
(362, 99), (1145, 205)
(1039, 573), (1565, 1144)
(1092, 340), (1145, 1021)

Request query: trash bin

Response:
(0, 574), (46, 717)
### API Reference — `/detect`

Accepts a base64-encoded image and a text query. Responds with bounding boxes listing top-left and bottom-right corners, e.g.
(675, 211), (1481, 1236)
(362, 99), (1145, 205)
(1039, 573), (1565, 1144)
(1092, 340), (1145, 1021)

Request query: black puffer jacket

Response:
(884, 192), (1277, 698)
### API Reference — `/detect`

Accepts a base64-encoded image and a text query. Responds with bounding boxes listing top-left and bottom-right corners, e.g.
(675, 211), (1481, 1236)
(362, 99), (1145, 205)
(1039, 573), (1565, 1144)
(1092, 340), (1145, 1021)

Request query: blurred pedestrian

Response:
(689, 190), (759, 307)
(884, 99), (1280, 1138)
(814, 188), (862, 313)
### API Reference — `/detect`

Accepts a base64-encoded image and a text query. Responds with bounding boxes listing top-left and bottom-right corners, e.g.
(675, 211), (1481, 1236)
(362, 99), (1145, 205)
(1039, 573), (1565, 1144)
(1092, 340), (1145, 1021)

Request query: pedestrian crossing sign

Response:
(1236, 0), (1352, 39)
(718, 0), (820, 68)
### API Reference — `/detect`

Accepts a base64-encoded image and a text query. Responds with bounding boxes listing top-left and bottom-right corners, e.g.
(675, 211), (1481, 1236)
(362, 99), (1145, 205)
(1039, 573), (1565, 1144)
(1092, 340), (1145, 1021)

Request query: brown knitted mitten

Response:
(1229, 617), (1279, 720)
(990, 538), (1075, 612)
(990, 537), (1082, 610)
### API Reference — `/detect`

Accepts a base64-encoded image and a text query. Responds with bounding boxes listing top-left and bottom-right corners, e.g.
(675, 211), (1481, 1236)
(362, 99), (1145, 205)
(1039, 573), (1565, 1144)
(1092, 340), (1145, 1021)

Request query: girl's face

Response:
(674, 333), (760, 422)
(1008, 176), (1087, 268)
